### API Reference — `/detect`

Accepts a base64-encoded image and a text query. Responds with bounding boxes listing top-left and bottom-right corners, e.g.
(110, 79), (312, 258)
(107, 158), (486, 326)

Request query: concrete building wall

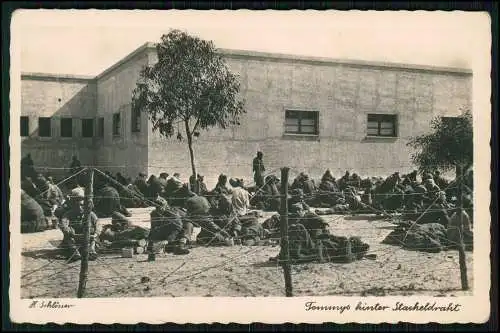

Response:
(94, 48), (152, 179)
(21, 44), (472, 189)
(148, 52), (472, 189)
(20, 74), (97, 178)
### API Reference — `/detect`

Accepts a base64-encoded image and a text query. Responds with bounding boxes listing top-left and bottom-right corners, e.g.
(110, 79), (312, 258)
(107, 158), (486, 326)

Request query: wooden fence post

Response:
(456, 164), (469, 290)
(280, 167), (293, 297)
(77, 168), (94, 298)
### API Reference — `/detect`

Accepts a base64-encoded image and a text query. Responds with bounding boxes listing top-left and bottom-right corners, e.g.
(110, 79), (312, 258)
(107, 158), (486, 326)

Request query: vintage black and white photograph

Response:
(9, 10), (491, 324)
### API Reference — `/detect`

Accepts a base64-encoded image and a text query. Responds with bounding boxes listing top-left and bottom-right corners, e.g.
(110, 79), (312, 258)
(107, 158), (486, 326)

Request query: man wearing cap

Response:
(58, 187), (98, 262)
(252, 152), (265, 188)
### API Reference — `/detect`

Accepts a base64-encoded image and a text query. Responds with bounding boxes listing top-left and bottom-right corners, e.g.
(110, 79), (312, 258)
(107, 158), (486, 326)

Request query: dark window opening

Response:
(112, 113), (121, 136)
(60, 118), (73, 138)
(367, 114), (397, 137)
(82, 118), (94, 138)
(131, 108), (141, 133)
(21, 116), (29, 137)
(39, 117), (52, 137)
(285, 110), (319, 135)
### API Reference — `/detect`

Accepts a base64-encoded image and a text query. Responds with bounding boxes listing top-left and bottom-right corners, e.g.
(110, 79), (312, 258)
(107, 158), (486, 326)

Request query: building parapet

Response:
(21, 72), (96, 82)
(21, 41), (473, 82)
(218, 48), (473, 76)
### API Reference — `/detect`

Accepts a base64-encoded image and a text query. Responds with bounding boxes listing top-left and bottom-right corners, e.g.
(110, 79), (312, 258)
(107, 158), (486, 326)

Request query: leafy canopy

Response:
(407, 108), (473, 173)
(131, 29), (246, 139)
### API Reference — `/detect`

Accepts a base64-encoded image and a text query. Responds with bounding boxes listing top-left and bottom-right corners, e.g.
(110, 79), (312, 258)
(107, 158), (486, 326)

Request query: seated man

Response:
(338, 171), (351, 191)
(207, 174), (232, 210)
(197, 175), (209, 195)
(229, 178), (251, 216)
(21, 189), (47, 233)
(21, 176), (40, 199)
(94, 181), (131, 218)
(185, 195), (233, 246)
(43, 178), (65, 218)
(261, 175), (281, 211)
(134, 173), (149, 197)
(58, 188), (98, 262)
(165, 173), (183, 196)
(147, 199), (192, 258)
(424, 178), (442, 202)
(32, 175), (54, 217)
(238, 213), (269, 246)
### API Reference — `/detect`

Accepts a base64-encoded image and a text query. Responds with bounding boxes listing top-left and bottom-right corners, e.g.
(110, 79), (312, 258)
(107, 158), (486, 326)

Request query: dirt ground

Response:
(20, 208), (474, 298)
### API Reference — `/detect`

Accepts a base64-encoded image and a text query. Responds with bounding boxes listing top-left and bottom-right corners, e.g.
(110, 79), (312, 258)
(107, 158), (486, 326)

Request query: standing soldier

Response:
(252, 151), (265, 188)
(58, 187), (98, 262)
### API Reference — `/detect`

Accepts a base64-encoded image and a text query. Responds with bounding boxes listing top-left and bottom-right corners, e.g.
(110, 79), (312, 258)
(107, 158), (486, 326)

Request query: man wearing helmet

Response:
(58, 187), (98, 262)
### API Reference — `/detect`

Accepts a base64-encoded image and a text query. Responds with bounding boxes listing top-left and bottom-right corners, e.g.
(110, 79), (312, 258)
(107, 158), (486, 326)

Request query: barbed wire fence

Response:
(19, 161), (473, 298)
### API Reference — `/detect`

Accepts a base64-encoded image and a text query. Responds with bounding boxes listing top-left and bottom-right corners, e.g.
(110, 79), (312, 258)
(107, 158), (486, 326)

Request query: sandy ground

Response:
(20, 208), (473, 298)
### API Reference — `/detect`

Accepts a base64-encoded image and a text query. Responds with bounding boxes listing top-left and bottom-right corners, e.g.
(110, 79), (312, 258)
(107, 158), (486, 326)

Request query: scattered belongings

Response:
(121, 247), (134, 258)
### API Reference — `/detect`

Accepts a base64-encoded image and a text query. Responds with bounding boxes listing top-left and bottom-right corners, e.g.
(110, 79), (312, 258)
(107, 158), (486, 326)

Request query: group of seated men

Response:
(252, 168), (473, 226)
(20, 152), (473, 263)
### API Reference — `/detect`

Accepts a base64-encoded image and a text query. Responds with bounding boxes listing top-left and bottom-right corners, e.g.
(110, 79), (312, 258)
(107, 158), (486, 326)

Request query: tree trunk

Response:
(185, 120), (199, 194)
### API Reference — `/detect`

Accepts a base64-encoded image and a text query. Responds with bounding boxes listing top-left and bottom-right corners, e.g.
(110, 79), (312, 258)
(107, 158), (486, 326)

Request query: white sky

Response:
(13, 10), (490, 77)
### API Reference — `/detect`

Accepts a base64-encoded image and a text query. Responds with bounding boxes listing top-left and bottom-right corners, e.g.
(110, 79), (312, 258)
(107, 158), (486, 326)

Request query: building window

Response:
(20, 116), (29, 137)
(82, 118), (94, 138)
(285, 110), (319, 135)
(97, 117), (104, 138)
(112, 113), (121, 136)
(367, 114), (397, 137)
(60, 118), (73, 138)
(38, 117), (52, 137)
(131, 108), (141, 133)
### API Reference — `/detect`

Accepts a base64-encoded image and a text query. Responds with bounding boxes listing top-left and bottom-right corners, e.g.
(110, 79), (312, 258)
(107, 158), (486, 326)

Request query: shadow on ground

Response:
(22, 248), (68, 260)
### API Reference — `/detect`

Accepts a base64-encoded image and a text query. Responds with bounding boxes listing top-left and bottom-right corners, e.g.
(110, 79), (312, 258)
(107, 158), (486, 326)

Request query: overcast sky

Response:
(13, 10), (490, 77)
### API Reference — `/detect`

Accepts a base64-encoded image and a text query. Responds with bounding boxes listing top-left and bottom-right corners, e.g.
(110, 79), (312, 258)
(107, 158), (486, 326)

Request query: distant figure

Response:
(116, 172), (128, 185)
(197, 175), (208, 195)
(70, 155), (82, 175)
(21, 153), (36, 179)
(165, 173), (183, 196)
(189, 173), (198, 193)
(157, 172), (169, 197)
(134, 173), (148, 196)
(252, 151), (265, 188)
(338, 171), (351, 191)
